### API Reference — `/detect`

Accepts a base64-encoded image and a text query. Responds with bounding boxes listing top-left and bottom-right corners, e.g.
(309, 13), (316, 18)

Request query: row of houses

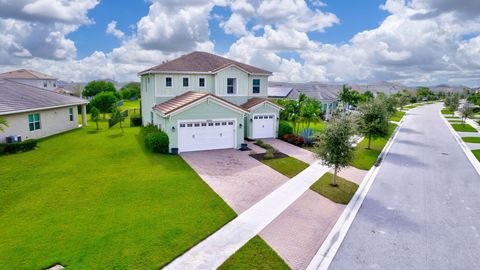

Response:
(0, 52), (338, 152)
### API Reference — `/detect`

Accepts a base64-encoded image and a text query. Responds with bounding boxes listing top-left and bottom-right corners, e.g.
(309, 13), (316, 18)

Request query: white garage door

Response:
(178, 120), (236, 152)
(252, 114), (275, 139)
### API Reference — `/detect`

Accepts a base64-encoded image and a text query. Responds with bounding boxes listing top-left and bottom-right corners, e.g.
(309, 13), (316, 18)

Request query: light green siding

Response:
(214, 66), (268, 102)
(153, 74), (214, 96)
(246, 103), (281, 139)
(154, 98), (246, 151)
(141, 75), (156, 125)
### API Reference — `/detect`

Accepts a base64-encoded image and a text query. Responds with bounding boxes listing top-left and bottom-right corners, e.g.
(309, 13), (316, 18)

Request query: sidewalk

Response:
(163, 161), (330, 270)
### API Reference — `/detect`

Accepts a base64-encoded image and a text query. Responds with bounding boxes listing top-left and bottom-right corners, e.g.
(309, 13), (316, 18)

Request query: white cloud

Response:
(106, 21), (125, 39)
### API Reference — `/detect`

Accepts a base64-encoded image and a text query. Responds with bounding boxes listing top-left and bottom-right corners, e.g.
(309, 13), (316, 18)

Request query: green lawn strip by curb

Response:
(462, 137), (480, 143)
(310, 172), (359, 205)
(261, 156), (310, 178)
(472, 150), (480, 161)
(441, 109), (454, 115)
(218, 236), (290, 270)
(350, 124), (397, 170)
(390, 111), (405, 122)
(451, 123), (477, 132)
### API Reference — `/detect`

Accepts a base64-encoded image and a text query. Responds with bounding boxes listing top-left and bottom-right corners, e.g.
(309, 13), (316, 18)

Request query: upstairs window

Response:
(165, 77), (172, 87)
(199, 77), (205, 88)
(28, 113), (41, 131)
(252, 79), (260, 94)
(183, 77), (189, 87)
(69, 107), (74, 121)
(43, 81), (47, 87)
(227, 78), (236, 94)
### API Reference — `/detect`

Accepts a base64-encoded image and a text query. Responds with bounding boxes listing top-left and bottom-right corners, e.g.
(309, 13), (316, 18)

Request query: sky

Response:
(0, 0), (479, 87)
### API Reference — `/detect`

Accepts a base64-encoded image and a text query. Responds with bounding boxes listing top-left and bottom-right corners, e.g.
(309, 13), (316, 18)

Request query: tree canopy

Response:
(120, 82), (141, 100)
(357, 98), (390, 149)
(83, 81), (117, 98)
(90, 92), (118, 119)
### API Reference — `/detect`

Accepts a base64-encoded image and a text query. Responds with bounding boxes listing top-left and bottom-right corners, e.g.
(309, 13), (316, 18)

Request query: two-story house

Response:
(139, 51), (282, 153)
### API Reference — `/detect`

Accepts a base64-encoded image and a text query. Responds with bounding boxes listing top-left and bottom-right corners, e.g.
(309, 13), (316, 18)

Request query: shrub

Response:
(278, 121), (293, 137)
(130, 116), (142, 127)
(142, 125), (169, 154)
(255, 139), (264, 147)
(1, 139), (38, 154)
(249, 150), (257, 156)
(264, 148), (275, 160)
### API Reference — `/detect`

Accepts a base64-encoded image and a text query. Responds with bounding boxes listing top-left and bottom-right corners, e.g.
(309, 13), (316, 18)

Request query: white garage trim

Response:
(177, 118), (237, 153)
(251, 113), (276, 139)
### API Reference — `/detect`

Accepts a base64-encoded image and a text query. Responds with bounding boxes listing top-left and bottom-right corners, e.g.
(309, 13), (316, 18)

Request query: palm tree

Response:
(0, 117), (8, 132)
(301, 98), (321, 128)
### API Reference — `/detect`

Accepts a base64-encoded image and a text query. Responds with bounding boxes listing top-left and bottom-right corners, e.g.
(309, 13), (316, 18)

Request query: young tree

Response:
(111, 105), (125, 135)
(90, 106), (100, 130)
(448, 94), (460, 116)
(90, 92), (118, 119)
(301, 97), (322, 128)
(398, 95), (409, 110)
(357, 98), (390, 149)
(313, 114), (355, 186)
(0, 117), (8, 132)
(82, 80), (117, 98)
(459, 102), (474, 126)
(338, 85), (353, 110)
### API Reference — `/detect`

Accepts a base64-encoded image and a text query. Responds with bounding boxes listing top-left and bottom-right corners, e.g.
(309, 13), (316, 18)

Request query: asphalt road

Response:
(329, 104), (480, 270)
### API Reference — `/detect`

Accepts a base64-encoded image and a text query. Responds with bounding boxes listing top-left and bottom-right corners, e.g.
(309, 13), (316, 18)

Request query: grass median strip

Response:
(390, 111), (405, 122)
(219, 236), (290, 270)
(441, 109), (454, 115)
(261, 156), (310, 178)
(310, 173), (359, 205)
(350, 124), (397, 170)
(462, 137), (480, 143)
(472, 150), (480, 161)
(451, 123), (477, 132)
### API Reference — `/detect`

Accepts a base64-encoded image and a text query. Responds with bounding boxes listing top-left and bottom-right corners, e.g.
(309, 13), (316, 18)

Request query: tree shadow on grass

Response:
(107, 134), (123, 139)
(87, 130), (101, 134)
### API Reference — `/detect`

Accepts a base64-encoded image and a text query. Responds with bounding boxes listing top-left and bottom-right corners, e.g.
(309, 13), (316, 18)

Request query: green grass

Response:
(462, 137), (480, 143)
(119, 99), (140, 111)
(0, 121), (237, 269)
(219, 236), (290, 270)
(310, 173), (359, 204)
(390, 111), (405, 122)
(441, 109), (454, 115)
(350, 124), (397, 170)
(472, 150), (480, 161)
(451, 123), (477, 132)
(287, 120), (326, 134)
(448, 120), (463, 123)
(444, 116), (459, 119)
(261, 156), (310, 178)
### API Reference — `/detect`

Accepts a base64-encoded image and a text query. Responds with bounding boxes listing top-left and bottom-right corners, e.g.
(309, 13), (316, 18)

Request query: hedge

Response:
(130, 116), (142, 127)
(142, 124), (169, 154)
(278, 121), (293, 137)
(0, 139), (38, 154)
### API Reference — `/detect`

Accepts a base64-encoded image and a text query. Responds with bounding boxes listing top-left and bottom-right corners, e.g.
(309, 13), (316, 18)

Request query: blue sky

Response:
(0, 0), (479, 86)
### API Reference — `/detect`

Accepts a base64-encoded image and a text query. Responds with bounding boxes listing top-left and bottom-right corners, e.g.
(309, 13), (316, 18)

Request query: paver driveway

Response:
(181, 149), (289, 214)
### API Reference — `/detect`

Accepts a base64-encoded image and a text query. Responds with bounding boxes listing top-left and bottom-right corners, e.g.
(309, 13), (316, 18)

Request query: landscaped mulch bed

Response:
(250, 151), (288, 161)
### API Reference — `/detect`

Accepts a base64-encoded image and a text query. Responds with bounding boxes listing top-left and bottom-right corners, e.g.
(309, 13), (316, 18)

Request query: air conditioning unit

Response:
(6, 135), (22, 143)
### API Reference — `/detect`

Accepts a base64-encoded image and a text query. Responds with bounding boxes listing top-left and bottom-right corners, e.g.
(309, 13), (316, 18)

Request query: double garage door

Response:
(252, 114), (275, 139)
(178, 120), (235, 152)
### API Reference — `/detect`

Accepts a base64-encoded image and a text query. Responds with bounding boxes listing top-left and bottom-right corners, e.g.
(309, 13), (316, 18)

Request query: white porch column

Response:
(81, 104), (87, 126)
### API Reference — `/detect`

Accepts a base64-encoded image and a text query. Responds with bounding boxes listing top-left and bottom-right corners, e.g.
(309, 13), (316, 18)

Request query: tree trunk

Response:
(331, 167), (339, 187)
(103, 113), (106, 120)
(367, 137), (372, 149)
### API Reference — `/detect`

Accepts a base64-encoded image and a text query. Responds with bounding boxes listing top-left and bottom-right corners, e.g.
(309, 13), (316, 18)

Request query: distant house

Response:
(0, 69), (59, 91)
(0, 79), (88, 143)
(139, 51), (282, 153)
(268, 82), (338, 117)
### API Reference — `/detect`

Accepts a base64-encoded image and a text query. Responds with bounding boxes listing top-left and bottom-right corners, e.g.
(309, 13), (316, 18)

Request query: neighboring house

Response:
(0, 79), (88, 143)
(268, 82), (338, 117)
(0, 69), (58, 91)
(139, 51), (282, 153)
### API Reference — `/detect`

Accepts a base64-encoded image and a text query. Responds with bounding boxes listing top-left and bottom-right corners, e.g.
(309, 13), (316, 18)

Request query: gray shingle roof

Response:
(269, 82), (340, 101)
(0, 69), (56, 80)
(0, 79), (88, 115)
(140, 51), (272, 75)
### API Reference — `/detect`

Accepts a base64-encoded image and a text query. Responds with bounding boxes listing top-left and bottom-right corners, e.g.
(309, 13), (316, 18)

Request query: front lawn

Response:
(219, 236), (290, 270)
(0, 121), (236, 269)
(350, 124), (397, 170)
(390, 111), (405, 122)
(287, 120), (325, 134)
(451, 123), (477, 132)
(261, 156), (310, 178)
(462, 137), (480, 143)
(441, 109), (454, 115)
(119, 99), (141, 114)
(310, 173), (359, 204)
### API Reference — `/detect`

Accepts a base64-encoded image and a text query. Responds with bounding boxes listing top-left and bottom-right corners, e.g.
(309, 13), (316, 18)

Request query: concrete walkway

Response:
(164, 161), (330, 270)
(329, 104), (480, 269)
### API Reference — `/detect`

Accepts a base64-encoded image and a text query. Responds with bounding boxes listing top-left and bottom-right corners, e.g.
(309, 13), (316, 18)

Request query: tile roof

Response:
(0, 69), (56, 80)
(140, 51), (272, 75)
(0, 79), (87, 115)
(153, 91), (249, 116)
(240, 98), (282, 111)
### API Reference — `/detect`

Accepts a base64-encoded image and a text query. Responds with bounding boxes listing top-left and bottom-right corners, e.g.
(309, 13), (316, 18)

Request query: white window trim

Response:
(69, 107), (74, 121)
(182, 76), (189, 88)
(198, 77), (206, 88)
(165, 77), (173, 88)
(252, 79), (261, 94)
(227, 78), (236, 94)
(28, 113), (41, 131)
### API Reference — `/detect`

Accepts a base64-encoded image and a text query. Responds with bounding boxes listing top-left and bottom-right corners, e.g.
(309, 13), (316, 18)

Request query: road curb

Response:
(306, 111), (407, 270)
(440, 113), (480, 176)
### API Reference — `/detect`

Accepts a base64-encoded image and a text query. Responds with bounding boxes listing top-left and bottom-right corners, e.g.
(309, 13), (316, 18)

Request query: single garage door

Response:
(252, 114), (275, 139)
(178, 120), (236, 152)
